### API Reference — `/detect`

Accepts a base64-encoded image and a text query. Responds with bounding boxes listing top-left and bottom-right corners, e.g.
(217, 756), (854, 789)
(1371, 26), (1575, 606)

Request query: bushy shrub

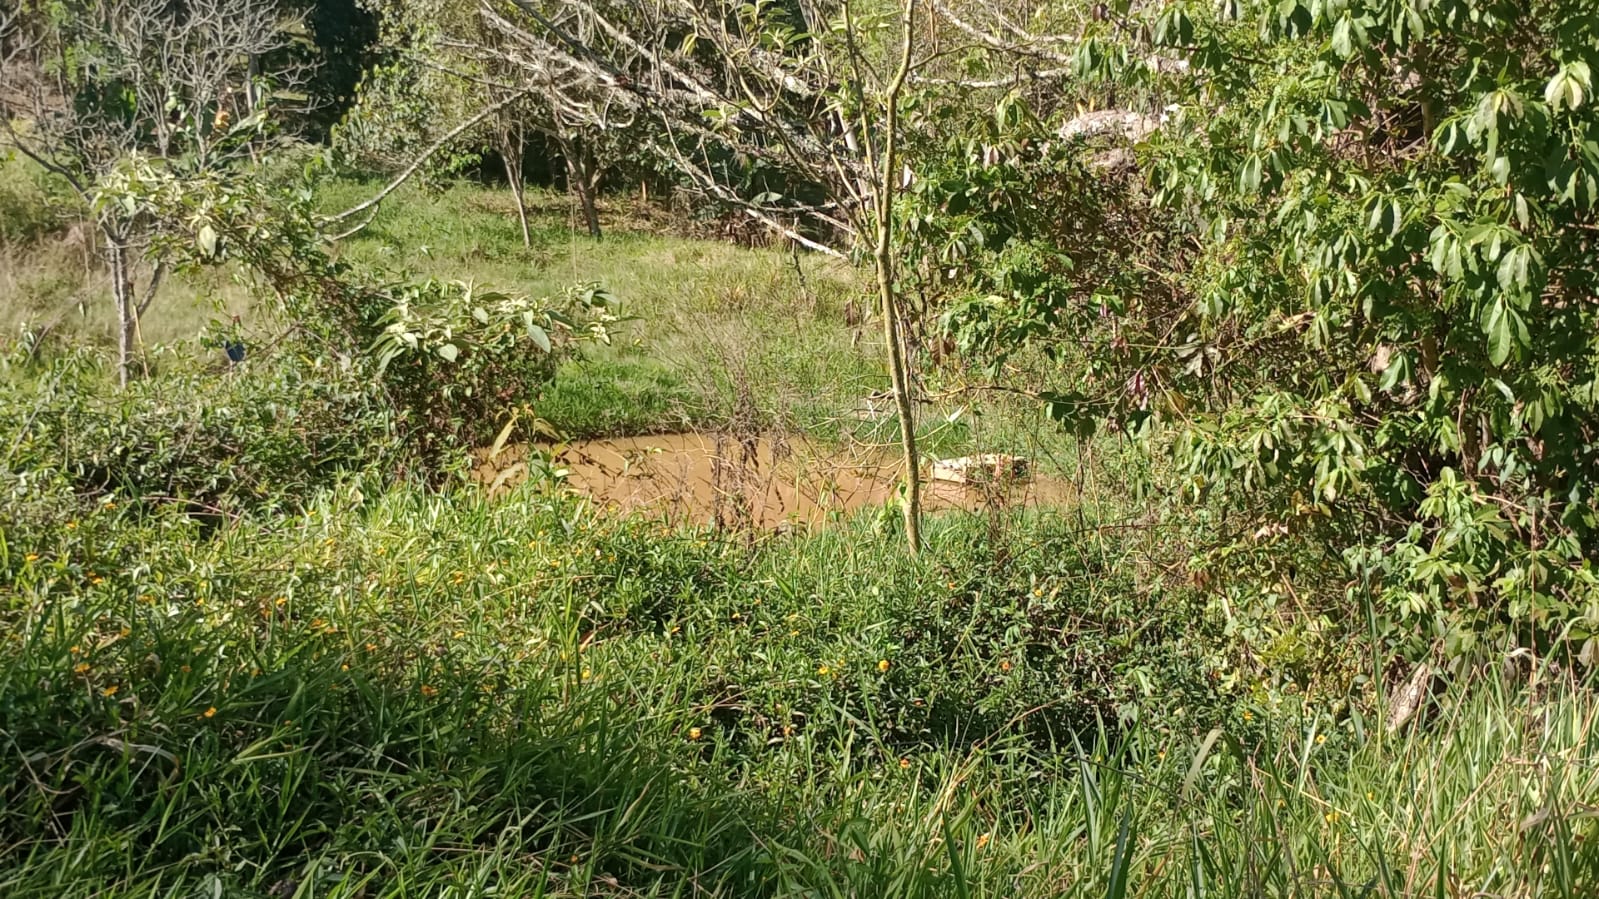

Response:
(0, 347), (398, 528)
(97, 157), (615, 476)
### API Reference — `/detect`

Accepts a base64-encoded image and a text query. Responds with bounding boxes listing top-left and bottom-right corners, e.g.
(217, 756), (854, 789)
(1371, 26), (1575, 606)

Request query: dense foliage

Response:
(909, 1), (1599, 670)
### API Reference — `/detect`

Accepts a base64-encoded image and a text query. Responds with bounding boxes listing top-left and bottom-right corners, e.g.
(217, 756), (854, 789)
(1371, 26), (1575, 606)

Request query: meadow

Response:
(2, 173), (1596, 898)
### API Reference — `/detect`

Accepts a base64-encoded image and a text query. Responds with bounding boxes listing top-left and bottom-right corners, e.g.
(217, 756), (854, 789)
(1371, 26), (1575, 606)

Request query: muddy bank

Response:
(474, 433), (1071, 529)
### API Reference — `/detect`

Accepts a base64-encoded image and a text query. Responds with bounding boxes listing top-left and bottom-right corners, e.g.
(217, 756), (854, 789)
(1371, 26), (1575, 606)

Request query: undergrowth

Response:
(2, 485), (1595, 898)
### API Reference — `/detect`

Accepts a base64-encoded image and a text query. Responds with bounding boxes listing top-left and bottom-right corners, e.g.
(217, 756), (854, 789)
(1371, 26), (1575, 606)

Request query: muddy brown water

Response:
(473, 433), (1072, 529)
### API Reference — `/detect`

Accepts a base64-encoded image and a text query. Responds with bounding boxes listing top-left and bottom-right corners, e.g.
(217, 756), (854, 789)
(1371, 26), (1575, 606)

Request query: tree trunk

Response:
(873, 0), (921, 554)
(568, 147), (601, 239)
(108, 237), (136, 389)
(502, 128), (532, 248)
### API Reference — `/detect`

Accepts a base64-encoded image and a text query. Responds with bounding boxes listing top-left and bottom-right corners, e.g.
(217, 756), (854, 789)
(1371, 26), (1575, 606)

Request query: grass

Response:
(2, 485), (1594, 897)
(3, 166), (1595, 898)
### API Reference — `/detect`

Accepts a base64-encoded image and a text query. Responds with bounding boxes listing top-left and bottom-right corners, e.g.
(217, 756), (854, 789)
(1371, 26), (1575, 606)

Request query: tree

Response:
(923, 0), (1599, 662)
(463, 0), (943, 549)
(0, 0), (300, 386)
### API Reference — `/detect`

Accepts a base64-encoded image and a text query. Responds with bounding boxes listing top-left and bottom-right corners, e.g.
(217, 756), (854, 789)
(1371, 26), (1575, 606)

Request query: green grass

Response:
(2, 486), (1594, 897)
(4, 165), (1596, 899)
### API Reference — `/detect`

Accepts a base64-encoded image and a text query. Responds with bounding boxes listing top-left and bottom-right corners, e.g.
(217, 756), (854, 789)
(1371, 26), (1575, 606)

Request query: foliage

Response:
(917, 0), (1599, 667)
(1, 484), (1594, 897)
(97, 157), (615, 473)
(372, 279), (618, 461)
(0, 346), (398, 526)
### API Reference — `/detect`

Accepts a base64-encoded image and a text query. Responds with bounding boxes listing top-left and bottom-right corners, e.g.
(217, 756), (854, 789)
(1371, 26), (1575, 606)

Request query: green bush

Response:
(0, 347), (398, 529)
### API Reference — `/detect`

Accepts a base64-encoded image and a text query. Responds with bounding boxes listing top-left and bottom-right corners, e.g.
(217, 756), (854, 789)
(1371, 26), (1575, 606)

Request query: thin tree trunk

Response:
(108, 237), (135, 389)
(502, 128), (532, 248)
(874, 0), (921, 554)
(568, 146), (601, 239)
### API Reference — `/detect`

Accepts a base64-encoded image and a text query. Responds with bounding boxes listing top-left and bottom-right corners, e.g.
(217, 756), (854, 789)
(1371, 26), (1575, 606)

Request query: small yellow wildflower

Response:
(24, 553), (38, 562)
(365, 643), (378, 652)
(817, 665), (830, 676)
(73, 662), (90, 674)
(453, 630), (465, 639)
(1315, 734), (1326, 745)
(420, 684), (438, 697)
(90, 577), (105, 586)
(1000, 660), (1012, 672)
(1242, 709), (1254, 722)
(899, 758), (911, 769)
(878, 659), (890, 672)
(102, 684), (119, 697)
(341, 664), (350, 671)
(70, 645), (82, 655)
(976, 833), (990, 849)
(1324, 811), (1340, 824)
(202, 707), (216, 718)
(688, 727), (702, 741)
(65, 521), (78, 530)
(275, 597), (287, 606)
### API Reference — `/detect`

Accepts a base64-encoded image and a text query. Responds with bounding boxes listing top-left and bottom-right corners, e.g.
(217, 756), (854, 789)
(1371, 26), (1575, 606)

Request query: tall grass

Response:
(3, 485), (1593, 897)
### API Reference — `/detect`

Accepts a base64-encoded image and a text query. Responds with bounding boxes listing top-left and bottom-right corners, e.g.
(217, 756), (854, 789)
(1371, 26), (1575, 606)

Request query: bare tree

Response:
(459, 0), (943, 548)
(0, 0), (298, 385)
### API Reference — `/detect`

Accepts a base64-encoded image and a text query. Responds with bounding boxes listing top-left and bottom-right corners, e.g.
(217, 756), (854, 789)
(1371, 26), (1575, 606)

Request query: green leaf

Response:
(198, 224), (218, 257)
(437, 343), (459, 363)
(1331, 16), (1352, 59)
(1483, 301), (1511, 366)
(526, 322), (551, 353)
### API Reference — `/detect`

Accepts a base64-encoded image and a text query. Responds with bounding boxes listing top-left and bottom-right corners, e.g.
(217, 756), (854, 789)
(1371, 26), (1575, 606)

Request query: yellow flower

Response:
(70, 645), (82, 655)
(91, 577), (105, 586)
(817, 665), (830, 676)
(688, 727), (702, 740)
(1000, 660), (1012, 672)
(66, 521), (78, 530)
(1324, 811), (1340, 824)
(73, 662), (90, 674)
(24, 553), (38, 562)
(1315, 733), (1327, 745)
(899, 758), (911, 769)
(202, 707), (216, 718)
(976, 833), (990, 849)
(102, 684), (119, 697)
(878, 659), (890, 672)
(420, 684), (438, 697)
(1242, 710), (1254, 722)
(365, 643), (378, 652)
(274, 597), (287, 606)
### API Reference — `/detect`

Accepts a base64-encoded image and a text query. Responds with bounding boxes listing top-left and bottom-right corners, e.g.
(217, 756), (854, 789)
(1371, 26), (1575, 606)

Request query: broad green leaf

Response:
(526, 322), (551, 353)
(437, 343), (459, 362)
